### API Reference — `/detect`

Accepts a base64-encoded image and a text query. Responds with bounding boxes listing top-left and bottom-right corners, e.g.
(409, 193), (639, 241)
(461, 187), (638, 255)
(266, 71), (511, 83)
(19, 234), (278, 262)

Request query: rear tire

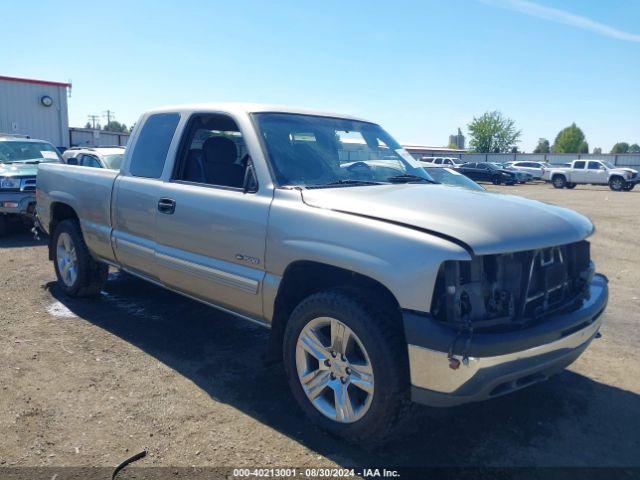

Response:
(0, 215), (7, 237)
(609, 177), (626, 191)
(283, 289), (410, 443)
(492, 175), (502, 185)
(52, 219), (108, 297)
(552, 175), (567, 189)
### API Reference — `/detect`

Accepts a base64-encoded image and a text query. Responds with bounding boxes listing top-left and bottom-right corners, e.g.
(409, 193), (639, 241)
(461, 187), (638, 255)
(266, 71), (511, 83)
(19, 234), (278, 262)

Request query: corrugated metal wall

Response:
(69, 128), (130, 147)
(0, 79), (69, 148)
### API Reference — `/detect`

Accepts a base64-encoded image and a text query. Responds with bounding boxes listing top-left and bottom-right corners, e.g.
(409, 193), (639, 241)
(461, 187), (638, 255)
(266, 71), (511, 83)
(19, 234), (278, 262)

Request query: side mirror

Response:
(243, 157), (259, 193)
(67, 157), (78, 165)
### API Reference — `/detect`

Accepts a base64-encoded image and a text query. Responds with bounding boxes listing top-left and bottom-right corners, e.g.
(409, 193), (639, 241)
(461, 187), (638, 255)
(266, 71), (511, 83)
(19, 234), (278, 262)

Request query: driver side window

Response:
(173, 113), (251, 190)
(80, 154), (101, 168)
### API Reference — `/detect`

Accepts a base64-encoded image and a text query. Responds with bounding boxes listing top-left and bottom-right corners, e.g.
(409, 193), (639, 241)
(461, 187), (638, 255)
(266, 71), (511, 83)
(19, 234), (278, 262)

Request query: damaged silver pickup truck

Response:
(36, 104), (608, 442)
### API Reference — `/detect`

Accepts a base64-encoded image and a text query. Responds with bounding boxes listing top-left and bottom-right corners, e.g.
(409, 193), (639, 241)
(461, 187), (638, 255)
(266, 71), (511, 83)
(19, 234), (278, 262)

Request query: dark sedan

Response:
(457, 162), (518, 185)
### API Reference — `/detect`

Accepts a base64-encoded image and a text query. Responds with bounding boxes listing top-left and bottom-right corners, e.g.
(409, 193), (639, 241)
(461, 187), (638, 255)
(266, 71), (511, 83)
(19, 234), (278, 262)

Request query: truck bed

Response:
(36, 163), (118, 262)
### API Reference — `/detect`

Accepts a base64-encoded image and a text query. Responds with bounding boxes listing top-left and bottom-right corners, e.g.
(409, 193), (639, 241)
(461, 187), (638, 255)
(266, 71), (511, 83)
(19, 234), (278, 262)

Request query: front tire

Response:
(492, 175), (502, 185)
(609, 177), (626, 191)
(283, 289), (410, 443)
(565, 183), (577, 189)
(552, 175), (567, 189)
(52, 219), (108, 297)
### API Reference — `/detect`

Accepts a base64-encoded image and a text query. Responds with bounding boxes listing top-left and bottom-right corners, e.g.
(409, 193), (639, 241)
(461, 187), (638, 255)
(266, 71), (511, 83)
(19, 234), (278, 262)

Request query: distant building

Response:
(402, 143), (466, 159)
(448, 128), (465, 149)
(0, 75), (71, 148)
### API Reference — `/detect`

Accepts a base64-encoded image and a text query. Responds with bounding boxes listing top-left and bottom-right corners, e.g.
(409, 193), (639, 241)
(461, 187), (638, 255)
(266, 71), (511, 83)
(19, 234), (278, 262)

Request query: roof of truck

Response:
(145, 103), (371, 123)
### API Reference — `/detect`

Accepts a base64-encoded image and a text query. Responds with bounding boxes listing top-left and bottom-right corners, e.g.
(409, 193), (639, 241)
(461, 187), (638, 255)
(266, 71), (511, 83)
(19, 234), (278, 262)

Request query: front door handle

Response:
(158, 198), (176, 214)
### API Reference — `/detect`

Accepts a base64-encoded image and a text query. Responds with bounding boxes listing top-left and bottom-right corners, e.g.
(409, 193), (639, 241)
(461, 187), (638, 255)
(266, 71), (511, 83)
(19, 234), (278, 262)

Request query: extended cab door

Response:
(571, 160), (588, 182)
(153, 112), (271, 318)
(111, 112), (181, 281)
(587, 161), (608, 184)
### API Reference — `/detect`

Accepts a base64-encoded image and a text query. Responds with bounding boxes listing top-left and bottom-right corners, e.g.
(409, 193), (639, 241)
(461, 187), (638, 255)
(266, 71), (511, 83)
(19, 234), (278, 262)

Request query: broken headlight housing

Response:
(431, 240), (593, 331)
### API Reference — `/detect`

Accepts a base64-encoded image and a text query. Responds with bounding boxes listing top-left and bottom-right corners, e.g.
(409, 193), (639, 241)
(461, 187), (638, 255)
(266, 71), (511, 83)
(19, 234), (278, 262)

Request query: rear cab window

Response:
(129, 113), (181, 178)
(573, 161), (586, 169)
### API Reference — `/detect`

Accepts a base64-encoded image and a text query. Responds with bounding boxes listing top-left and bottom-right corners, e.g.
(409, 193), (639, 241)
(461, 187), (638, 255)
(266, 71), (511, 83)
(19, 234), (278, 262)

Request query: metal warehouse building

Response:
(0, 75), (71, 149)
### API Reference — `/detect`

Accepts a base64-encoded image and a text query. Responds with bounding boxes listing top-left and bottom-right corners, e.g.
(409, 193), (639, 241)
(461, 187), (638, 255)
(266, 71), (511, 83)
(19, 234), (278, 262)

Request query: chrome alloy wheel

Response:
(295, 317), (374, 423)
(56, 232), (78, 287)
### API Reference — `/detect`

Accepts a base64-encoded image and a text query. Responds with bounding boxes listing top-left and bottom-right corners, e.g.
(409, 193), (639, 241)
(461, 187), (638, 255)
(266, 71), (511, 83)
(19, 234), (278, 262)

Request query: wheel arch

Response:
(48, 202), (80, 260)
(266, 260), (402, 364)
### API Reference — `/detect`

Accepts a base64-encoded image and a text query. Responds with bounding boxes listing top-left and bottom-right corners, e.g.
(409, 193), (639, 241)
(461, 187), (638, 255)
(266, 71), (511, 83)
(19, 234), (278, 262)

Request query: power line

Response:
(87, 115), (100, 129)
(102, 110), (115, 126)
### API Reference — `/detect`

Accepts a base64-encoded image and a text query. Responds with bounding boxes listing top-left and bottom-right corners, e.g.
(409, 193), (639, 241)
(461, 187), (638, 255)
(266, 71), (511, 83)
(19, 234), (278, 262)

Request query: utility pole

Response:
(102, 110), (115, 129)
(87, 115), (100, 129)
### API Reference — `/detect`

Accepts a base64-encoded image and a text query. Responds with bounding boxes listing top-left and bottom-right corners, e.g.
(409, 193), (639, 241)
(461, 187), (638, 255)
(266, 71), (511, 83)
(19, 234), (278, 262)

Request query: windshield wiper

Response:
(386, 174), (437, 184)
(306, 179), (384, 189)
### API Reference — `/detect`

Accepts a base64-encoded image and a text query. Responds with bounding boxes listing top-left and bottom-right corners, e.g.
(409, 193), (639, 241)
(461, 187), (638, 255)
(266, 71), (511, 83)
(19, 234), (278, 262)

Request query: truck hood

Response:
(301, 184), (594, 256)
(0, 162), (39, 177)
(614, 167), (637, 175)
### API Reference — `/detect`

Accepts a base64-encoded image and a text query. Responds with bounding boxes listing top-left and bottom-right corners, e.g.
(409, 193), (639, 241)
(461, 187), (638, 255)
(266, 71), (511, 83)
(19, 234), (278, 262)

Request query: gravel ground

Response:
(0, 182), (639, 472)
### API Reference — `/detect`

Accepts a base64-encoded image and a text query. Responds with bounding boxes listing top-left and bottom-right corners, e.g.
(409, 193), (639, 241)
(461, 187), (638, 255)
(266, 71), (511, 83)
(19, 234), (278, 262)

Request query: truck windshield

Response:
(253, 113), (434, 187)
(0, 141), (61, 163)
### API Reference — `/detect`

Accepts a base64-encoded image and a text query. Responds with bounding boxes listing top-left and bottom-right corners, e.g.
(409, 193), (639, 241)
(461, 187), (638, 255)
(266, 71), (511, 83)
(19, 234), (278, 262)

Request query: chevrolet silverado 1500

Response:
(548, 159), (638, 191)
(36, 104), (608, 441)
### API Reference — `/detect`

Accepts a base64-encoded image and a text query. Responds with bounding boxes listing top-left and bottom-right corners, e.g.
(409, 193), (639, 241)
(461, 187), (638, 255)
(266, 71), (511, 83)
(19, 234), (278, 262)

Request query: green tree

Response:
(629, 143), (640, 153)
(552, 123), (588, 153)
(103, 120), (129, 133)
(578, 141), (589, 154)
(593, 147), (602, 154)
(611, 142), (630, 154)
(467, 111), (521, 153)
(84, 121), (92, 129)
(533, 138), (550, 154)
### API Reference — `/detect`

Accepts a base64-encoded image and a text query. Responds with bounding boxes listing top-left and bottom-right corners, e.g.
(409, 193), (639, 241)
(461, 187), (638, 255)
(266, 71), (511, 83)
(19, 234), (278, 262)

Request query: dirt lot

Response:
(1, 183), (639, 472)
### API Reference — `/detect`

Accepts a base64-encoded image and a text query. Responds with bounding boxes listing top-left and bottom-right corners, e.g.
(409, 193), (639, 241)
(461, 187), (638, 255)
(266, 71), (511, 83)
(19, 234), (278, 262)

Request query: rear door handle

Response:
(157, 198), (176, 214)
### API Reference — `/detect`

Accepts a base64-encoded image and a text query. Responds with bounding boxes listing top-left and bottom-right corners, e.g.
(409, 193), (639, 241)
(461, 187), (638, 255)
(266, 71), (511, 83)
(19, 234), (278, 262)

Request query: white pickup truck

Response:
(548, 159), (638, 191)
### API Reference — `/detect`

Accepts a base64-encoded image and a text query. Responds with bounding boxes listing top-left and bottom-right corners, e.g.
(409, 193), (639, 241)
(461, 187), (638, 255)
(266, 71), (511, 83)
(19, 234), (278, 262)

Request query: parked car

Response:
(422, 164), (485, 191)
(489, 163), (533, 183)
(505, 161), (550, 180)
(421, 156), (466, 168)
(0, 135), (62, 235)
(457, 162), (518, 185)
(37, 104), (607, 442)
(62, 146), (125, 170)
(547, 159), (639, 191)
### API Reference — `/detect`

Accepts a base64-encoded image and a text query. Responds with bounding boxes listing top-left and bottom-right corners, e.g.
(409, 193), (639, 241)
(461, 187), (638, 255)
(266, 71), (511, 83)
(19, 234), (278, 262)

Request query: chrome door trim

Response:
(114, 237), (155, 259)
(155, 252), (259, 294)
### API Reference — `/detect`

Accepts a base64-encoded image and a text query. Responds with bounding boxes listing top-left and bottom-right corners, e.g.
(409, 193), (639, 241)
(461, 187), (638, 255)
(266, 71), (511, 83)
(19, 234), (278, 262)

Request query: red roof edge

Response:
(0, 75), (71, 88)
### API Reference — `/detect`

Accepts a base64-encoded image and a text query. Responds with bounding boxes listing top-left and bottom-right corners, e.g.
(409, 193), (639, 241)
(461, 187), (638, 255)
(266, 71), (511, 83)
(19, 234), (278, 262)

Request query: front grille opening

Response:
(431, 241), (592, 331)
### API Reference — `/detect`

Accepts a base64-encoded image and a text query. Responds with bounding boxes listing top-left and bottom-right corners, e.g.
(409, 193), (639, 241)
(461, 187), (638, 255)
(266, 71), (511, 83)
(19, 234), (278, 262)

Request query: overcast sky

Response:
(3, 0), (639, 151)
